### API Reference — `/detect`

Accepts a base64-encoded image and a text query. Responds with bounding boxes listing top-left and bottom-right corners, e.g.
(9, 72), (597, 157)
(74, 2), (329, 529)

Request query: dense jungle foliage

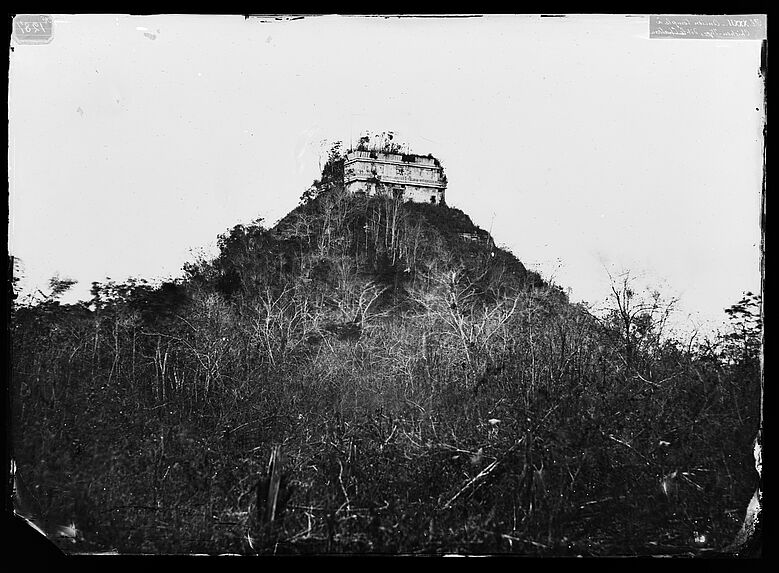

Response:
(9, 152), (761, 556)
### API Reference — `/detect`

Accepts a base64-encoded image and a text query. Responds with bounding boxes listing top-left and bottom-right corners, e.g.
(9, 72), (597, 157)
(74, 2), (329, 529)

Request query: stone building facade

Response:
(343, 150), (447, 204)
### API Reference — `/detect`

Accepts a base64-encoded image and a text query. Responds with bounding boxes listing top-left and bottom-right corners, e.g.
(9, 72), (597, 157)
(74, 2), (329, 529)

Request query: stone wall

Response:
(345, 179), (445, 204)
(344, 150), (446, 204)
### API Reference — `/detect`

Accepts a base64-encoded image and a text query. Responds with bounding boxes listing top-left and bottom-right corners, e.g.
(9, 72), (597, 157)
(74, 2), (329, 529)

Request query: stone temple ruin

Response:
(343, 144), (447, 205)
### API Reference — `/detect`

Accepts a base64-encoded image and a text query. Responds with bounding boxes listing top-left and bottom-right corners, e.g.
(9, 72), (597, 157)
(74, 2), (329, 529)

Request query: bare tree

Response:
(598, 269), (678, 375)
(410, 268), (520, 384)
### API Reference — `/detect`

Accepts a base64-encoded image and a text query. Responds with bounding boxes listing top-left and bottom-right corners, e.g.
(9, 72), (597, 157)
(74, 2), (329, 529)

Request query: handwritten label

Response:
(12, 14), (53, 44)
(650, 15), (766, 40)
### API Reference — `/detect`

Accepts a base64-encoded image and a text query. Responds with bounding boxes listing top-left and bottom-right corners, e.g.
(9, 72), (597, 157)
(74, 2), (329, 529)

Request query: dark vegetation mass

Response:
(10, 151), (761, 555)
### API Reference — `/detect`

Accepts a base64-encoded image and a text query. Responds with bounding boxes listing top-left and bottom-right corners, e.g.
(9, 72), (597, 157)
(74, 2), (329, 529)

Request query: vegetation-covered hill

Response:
(9, 153), (761, 556)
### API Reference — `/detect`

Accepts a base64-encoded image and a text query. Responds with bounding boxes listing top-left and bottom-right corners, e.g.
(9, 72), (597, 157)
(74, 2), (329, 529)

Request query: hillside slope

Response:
(188, 187), (563, 327)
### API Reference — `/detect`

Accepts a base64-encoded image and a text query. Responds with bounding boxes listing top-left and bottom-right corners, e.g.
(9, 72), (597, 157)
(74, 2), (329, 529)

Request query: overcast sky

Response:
(9, 14), (764, 338)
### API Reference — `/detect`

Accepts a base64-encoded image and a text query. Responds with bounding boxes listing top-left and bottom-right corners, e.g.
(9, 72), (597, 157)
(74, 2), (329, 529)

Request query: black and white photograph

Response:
(8, 13), (765, 557)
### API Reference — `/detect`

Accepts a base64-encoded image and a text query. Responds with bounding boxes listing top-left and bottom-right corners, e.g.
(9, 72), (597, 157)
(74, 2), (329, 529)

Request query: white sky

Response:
(8, 14), (764, 338)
